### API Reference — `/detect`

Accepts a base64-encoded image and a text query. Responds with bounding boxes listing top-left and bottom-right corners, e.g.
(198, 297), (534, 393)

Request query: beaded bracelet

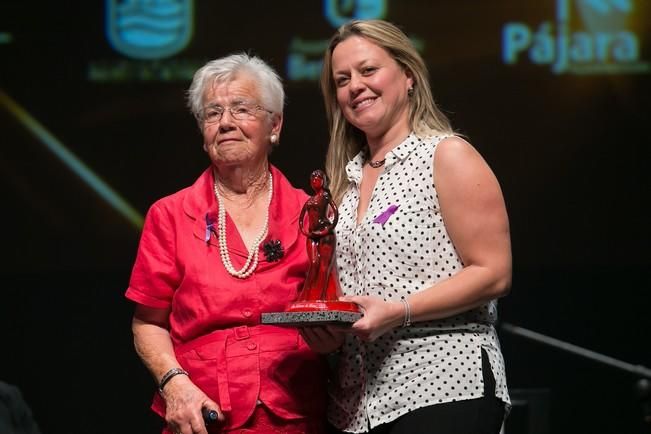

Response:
(400, 298), (412, 327)
(158, 367), (189, 394)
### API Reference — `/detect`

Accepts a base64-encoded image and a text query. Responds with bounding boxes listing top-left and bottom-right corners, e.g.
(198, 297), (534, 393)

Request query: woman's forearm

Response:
(132, 307), (182, 385)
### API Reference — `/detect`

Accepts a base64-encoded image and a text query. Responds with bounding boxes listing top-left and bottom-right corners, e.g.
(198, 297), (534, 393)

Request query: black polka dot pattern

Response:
(328, 134), (510, 432)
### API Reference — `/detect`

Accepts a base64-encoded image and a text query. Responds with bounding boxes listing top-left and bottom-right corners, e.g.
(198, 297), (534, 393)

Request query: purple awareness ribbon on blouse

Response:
(372, 204), (400, 226)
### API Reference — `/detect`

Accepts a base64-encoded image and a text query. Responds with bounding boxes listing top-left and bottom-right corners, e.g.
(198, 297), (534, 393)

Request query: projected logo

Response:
(106, 0), (193, 60)
(502, 0), (649, 74)
(288, 0), (388, 81)
(324, 0), (387, 28)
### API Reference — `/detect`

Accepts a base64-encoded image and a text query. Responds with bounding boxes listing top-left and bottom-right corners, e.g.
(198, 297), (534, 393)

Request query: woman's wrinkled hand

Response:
(161, 375), (224, 434)
(299, 325), (345, 354)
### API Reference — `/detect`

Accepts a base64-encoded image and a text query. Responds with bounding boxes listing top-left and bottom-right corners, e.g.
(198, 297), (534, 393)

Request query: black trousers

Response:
(329, 349), (505, 434)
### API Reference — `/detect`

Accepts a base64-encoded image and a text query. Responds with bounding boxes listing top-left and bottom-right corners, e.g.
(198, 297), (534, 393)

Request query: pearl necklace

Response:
(213, 172), (272, 279)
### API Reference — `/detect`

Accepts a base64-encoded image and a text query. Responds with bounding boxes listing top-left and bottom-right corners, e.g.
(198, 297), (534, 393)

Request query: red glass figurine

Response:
(286, 170), (359, 313)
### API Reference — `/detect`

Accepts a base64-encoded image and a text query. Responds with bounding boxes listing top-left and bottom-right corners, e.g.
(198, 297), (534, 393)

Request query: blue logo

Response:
(576, 0), (632, 32)
(106, 0), (193, 60)
(323, 0), (387, 28)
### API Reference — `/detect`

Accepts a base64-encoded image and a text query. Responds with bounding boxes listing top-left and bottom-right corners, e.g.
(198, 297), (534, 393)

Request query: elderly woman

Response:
(303, 20), (512, 434)
(126, 54), (326, 434)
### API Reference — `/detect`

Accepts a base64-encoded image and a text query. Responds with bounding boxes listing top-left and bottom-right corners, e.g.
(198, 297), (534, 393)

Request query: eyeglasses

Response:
(199, 102), (273, 124)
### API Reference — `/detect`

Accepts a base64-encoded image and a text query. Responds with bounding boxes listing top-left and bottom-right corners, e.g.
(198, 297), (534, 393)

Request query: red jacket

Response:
(126, 165), (326, 430)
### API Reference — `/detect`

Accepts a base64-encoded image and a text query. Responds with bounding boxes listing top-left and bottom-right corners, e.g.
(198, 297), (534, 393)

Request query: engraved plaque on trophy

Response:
(261, 170), (362, 326)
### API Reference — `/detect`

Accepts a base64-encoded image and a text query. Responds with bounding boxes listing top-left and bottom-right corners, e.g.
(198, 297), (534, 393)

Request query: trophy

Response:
(261, 170), (362, 326)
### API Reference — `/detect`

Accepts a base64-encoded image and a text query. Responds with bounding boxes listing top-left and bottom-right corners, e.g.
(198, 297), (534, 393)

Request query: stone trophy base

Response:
(261, 300), (362, 326)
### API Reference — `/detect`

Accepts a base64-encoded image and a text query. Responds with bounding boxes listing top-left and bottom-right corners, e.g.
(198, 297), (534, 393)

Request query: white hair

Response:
(187, 53), (284, 122)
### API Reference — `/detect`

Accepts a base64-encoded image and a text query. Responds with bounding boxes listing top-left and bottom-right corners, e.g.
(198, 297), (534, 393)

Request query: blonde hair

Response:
(320, 19), (454, 203)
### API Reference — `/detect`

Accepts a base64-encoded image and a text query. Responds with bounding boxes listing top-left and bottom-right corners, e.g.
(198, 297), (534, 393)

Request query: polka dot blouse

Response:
(328, 134), (510, 433)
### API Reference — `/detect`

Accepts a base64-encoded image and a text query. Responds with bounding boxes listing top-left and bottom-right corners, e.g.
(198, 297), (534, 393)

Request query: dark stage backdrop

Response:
(1, 1), (649, 433)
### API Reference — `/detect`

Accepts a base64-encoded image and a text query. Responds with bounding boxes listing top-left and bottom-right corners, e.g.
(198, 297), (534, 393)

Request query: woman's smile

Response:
(351, 96), (377, 111)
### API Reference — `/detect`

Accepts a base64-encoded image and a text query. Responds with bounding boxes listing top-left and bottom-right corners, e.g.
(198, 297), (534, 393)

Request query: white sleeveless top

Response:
(328, 133), (510, 433)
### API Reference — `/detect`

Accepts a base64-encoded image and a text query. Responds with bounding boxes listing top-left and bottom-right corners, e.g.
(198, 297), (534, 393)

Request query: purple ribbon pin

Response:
(373, 204), (400, 225)
(205, 213), (216, 242)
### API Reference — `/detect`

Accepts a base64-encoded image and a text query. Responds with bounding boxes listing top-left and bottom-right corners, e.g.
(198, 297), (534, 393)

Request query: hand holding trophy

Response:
(262, 170), (361, 326)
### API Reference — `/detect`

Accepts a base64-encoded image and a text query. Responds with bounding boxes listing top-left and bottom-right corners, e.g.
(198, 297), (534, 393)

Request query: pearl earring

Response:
(271, 134), (278, 144)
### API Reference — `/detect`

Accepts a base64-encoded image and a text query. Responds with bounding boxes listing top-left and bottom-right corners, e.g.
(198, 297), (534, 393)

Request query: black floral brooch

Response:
(262, 239), (284, 262)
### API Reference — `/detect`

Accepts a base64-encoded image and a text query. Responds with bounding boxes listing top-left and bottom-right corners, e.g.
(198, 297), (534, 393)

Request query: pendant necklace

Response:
(213, 172), (273, 279)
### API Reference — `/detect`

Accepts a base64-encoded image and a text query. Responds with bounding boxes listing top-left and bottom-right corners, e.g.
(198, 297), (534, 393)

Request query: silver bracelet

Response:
(158, 367), (189, 394)
(400, 298), (412, 327)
